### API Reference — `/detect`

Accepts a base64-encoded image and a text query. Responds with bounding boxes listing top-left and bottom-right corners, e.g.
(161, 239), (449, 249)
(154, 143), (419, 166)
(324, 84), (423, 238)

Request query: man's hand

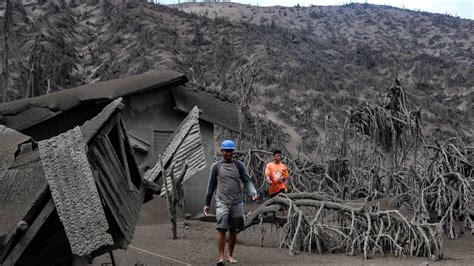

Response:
(265, 176), (272, 184)
(251, 194), (258, 201)
(203, 205), (209, 216)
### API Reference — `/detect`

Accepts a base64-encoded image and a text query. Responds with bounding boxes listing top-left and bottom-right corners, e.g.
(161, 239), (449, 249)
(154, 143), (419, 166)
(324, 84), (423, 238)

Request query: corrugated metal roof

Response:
(172, 86), (240, 132)
(144, 106), (206, 196)
(159, 122), (207, 197)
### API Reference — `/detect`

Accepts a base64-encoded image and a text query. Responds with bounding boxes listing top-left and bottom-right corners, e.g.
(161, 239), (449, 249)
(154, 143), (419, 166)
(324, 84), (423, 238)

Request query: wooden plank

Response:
(96, 114), (125, 172)
(99, 113), (120, 136)
(2, 198), (55, 265)
(0, 184), (49, 263)
(91, 144), (137, 238)
(100, 136), (127, 181)
(120, 120), (144, 179)
(96, 172), (131, 237)
(91, 146), (125, 207)
(115, 122), (134, 191)
(97, 138), (141, 216)
(91, 167), (130, 245)
(91, 145), (136, 241)
(95, 141), (137, 216)
(95, 137), (131, 197)
(0, 222), (28, 263)
(90, 132), (143, 244)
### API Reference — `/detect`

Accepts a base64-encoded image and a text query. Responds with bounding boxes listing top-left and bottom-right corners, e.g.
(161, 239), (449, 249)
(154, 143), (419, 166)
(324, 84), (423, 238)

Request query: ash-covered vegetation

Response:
(1, 1), (472, 154)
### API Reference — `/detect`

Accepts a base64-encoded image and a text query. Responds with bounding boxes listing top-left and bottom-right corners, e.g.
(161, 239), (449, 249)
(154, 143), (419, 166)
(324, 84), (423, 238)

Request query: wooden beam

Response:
(120, 120), (144, 178)
(90, 146), (133, 242)
(91, 146), (125, 207)
(115, 121), (133, 191)
(98, 139), (141, 217)
(93, 167), (130, 242)
(0, 185), (49, 262)
(0, 222), (28, 263)
(99, 113), (120, 136)
(2, 198), (55, 265)
(100, 136), (126, 181)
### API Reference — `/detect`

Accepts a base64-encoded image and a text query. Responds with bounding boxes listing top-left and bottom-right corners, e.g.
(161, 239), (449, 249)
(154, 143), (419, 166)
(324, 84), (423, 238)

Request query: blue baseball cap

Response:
(221, 140), (236, 150)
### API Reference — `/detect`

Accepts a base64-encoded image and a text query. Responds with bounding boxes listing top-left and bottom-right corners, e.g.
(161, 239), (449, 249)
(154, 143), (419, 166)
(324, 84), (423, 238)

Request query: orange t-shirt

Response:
(265, 162), (289, 196)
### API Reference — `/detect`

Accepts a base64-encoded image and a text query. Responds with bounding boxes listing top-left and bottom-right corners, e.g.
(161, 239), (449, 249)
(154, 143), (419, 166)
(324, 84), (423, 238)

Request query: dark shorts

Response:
(216, 201), (244, 232)
(269, 188), (286, 198)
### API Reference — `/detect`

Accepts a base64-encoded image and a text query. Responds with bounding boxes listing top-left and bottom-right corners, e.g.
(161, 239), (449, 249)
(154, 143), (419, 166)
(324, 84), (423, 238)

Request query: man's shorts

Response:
(216, 201), (244, 232)
(269, 188), (286, 198)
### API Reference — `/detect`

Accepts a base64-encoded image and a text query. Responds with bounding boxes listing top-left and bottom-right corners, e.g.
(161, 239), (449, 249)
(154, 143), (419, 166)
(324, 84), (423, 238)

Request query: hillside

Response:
(1, 1), (472, 154)
(174, 2), (473, 147)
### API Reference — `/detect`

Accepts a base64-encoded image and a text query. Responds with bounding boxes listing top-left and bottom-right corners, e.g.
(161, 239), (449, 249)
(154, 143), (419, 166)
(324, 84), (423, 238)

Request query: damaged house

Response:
(0, 70), (240, 215)
(0, 99), (146, 264)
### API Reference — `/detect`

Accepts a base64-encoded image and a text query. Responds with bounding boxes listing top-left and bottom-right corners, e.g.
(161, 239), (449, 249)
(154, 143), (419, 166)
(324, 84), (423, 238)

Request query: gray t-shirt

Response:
(205, 160), (257, 206)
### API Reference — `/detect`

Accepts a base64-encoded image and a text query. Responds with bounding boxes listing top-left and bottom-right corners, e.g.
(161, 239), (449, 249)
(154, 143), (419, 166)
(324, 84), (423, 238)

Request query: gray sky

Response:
(162, 0), (473, 19)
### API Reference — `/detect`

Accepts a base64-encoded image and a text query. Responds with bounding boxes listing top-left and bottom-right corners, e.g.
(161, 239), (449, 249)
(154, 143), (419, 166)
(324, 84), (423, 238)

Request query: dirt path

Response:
(93, 199), (474, 265)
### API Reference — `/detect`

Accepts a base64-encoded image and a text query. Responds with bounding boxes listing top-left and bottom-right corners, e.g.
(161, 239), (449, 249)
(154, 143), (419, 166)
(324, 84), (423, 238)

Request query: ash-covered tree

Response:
(2, 0), (12, 103)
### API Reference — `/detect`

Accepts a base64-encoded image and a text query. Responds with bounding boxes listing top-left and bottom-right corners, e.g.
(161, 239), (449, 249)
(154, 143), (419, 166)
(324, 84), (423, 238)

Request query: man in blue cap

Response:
(203, 140), (258, 265)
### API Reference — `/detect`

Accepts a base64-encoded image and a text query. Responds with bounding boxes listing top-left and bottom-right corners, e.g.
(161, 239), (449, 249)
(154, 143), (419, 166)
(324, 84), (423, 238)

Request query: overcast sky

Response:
(162, 0), (473, 20)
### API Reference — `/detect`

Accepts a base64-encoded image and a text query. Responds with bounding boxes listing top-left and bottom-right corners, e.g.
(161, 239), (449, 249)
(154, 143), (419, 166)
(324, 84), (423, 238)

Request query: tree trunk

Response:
(2, 0), (11, 103)
(383, 147), (395, 194)
(237, 66), (260, 147)
(161, 160), (189, 240)
(169, 165), (177, 240)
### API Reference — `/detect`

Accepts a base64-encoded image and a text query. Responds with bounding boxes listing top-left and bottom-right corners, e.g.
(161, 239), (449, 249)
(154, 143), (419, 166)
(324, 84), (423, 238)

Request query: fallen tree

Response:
(242, 193), (443, 260)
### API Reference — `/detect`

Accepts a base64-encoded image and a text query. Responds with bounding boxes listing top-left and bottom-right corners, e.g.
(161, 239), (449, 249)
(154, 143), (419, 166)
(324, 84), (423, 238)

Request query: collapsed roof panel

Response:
(38, 126), (114, 256)
(144, 106), (206, 196)
(89, 137), (143, 244)
(1, 107), (59, 132)
(0, 148), (47, 249)
(0, 70), (188, 131)
(172, 86), (240, 132)
(81, 96), (144, 246)
(159, 122), (206, 198)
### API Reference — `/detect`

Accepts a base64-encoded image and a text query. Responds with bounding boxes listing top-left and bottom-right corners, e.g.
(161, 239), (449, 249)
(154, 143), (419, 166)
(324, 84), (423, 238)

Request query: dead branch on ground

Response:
(242, 193), (443, 260)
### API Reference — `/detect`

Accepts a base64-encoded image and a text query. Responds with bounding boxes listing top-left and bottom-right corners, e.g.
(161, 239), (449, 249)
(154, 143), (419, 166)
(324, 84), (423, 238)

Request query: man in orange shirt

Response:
(265, 149), (289, 198)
